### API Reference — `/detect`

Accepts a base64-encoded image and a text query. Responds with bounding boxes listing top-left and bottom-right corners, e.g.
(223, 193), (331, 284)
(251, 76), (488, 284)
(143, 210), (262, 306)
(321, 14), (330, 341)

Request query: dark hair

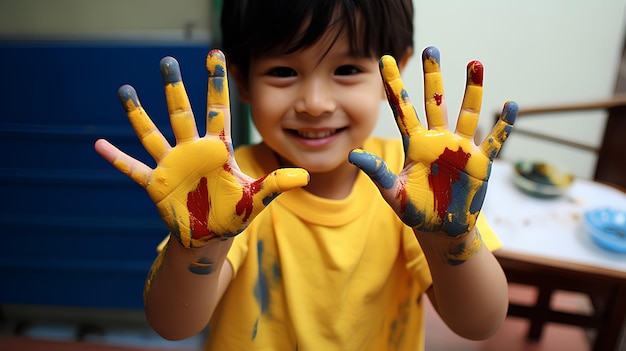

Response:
(220, 0), (413, 78)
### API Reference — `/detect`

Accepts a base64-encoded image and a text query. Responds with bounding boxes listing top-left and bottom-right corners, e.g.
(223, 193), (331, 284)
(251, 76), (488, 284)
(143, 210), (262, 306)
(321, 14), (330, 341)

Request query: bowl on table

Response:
(512, 160), (574, 198)
(584, 208), (626, 253)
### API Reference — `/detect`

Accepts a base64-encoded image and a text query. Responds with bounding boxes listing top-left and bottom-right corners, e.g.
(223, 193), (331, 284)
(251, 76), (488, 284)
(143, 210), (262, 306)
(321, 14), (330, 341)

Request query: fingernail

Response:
(467, 60), (484, 86)
(422, 46), (441, 64)
(207, 50), (226, 77)
(502, 101), (519, 124)
(379, 55), (396, 69)
(117, 84), (139, 111)
(159, 56), (182, 85)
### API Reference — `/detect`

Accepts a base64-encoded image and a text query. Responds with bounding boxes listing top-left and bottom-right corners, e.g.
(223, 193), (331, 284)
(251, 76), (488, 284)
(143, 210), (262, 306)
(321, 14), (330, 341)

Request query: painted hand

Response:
(349, 47), (517, 237)
(95, 50), (309, 248)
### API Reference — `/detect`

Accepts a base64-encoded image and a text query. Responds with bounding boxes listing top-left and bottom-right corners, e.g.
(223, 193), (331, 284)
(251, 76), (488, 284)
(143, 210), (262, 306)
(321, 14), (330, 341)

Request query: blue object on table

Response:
(584, 208), (626, 253)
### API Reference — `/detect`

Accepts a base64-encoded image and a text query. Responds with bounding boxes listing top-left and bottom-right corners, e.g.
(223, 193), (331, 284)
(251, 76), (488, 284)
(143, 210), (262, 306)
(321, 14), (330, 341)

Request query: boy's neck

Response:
(270, 148), (359, 200)
(303, 162), (360, 200)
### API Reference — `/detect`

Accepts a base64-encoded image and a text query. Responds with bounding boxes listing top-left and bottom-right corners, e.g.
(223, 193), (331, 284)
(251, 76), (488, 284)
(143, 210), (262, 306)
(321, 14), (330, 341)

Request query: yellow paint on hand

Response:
(206, 52), (230, 107)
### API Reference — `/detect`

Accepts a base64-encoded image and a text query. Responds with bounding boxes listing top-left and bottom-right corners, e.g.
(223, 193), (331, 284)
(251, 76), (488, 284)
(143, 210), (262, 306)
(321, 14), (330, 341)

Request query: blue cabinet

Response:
(0, 41), (213, 309)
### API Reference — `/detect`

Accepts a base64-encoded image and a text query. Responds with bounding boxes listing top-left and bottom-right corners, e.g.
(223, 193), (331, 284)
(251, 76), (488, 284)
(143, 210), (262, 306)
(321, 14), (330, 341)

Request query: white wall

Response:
(0, 0), (214, 41)
(374, 0), (626, 179)
(4, 0), (625, 178)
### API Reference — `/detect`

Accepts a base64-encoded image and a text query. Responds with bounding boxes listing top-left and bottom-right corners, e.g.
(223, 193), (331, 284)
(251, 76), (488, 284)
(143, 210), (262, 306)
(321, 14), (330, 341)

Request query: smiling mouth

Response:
(290, 128), (346, 139)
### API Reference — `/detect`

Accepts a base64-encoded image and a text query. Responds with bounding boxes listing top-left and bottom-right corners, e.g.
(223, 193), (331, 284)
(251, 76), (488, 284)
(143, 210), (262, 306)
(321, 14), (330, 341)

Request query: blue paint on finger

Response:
(117, 84), (139, 111)
(211, 76), (225, 94)
(422, 46), (441, 64)
(349, 151), (397, 189)
(211, 63), (226, 78)
(208, 110), (220, 120)
(501, 101), (518, 124)
(159, 56), (182, 85)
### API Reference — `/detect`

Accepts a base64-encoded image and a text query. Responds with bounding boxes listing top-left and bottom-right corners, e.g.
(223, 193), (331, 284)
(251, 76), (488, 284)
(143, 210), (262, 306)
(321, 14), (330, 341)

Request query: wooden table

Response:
(483, 161), (626, 351)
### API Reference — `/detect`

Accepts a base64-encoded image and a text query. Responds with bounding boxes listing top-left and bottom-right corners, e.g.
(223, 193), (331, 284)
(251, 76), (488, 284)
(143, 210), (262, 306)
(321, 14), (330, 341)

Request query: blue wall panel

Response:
(0, 41), (212, 309)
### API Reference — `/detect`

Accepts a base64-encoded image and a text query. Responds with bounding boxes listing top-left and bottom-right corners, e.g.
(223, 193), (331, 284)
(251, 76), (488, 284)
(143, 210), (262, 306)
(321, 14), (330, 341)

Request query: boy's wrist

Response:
(168, 232), (234, 252)
(413, 227), (482, 265)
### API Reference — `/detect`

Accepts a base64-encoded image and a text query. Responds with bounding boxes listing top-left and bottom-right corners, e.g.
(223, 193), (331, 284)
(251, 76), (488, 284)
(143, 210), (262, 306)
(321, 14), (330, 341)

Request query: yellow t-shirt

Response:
(204, 138), (500, 351)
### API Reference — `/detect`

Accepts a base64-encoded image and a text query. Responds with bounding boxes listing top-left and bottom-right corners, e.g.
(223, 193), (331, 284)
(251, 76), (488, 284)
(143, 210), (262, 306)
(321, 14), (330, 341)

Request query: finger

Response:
(422, 46), (448, 129)
(118, 85), (171, 162)
(206, 50), (231, 137)
(261, 168), (310, 196)
(240, 168), (309, 224)
(160, 56), (199, 143)
(94, 139), (152, 187)
(480, 101), (518, 160)
(380, 55), (423, 138)
(348, 149), (397, 190)
(455, 60), (484, 139)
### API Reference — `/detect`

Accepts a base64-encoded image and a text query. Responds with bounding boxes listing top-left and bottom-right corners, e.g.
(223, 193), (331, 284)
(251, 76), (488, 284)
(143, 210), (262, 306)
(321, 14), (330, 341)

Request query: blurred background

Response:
(0, 0), (625, 350)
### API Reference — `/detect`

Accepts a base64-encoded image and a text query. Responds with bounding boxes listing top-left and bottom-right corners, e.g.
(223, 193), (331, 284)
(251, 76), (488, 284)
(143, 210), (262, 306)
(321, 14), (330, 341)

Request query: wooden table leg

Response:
(527, 287), (553, 341)
(592, 281), (626, 351)
(495, 250), (626, 351)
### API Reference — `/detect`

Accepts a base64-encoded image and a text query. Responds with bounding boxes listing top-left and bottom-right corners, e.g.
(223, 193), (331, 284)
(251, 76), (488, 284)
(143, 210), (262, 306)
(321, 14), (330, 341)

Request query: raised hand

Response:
(349, 47), (517, 238)
(95, 50), (309, 248)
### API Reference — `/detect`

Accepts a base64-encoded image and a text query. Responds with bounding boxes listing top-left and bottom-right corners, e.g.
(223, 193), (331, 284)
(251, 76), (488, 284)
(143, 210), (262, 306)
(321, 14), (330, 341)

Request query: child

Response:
(94, 0), (518, 349)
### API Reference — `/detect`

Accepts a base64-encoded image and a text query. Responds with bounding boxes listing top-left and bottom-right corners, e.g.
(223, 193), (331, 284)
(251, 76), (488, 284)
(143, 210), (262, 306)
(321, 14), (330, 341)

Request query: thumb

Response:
(257, 168), (310, 204)
(348, 149), (397, 190)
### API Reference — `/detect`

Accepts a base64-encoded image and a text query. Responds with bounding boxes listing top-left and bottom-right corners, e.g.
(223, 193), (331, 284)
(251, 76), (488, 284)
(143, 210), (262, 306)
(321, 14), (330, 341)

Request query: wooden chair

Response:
(495, 94), (626, 190)
(493, 96), (626, 350)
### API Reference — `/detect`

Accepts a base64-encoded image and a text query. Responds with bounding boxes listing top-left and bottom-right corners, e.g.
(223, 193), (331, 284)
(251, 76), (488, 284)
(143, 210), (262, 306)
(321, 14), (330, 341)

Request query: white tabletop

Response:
(482, 160), (626, 273)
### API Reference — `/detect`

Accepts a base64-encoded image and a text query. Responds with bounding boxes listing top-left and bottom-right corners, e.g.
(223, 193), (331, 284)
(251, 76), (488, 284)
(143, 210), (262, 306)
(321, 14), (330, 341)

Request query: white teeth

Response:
(297, 130), (335, 139)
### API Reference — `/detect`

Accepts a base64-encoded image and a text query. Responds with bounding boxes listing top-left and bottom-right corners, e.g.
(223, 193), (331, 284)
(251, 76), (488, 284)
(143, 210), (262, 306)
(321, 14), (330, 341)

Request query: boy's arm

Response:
(349, 47), (517, 340)
(142, 234), (234, 340)
(94, 50), (308, 340)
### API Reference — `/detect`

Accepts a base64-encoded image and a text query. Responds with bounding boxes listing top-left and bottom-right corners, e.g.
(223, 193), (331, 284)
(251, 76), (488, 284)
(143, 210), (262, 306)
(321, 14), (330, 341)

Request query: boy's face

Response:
(243, 30), (383, 174)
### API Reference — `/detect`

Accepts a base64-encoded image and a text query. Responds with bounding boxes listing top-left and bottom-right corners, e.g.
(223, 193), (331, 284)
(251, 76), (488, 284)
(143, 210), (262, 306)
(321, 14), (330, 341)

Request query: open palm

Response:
(350, 47), (517, 237)
(95, 50), (309, 248)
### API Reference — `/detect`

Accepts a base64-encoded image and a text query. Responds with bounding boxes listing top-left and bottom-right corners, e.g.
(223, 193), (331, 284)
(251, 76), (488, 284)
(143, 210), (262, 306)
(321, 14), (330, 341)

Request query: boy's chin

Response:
(297, 159), (355, 176)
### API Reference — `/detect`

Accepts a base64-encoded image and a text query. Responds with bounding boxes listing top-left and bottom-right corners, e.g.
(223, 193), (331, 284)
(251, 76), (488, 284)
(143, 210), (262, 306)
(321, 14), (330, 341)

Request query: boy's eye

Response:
(267, 67), (297, 77)
(335, 65), (362, 76)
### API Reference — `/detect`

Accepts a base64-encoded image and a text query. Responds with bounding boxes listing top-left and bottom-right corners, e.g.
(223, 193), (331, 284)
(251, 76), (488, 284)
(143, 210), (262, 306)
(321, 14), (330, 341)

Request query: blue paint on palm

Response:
(401, 201), (424, 229)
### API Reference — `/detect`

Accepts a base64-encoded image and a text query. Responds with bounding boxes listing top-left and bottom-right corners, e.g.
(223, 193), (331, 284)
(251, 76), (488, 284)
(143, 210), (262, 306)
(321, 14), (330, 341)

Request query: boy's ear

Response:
(396, 46), (414, 73)
(228, 64), (252, 104)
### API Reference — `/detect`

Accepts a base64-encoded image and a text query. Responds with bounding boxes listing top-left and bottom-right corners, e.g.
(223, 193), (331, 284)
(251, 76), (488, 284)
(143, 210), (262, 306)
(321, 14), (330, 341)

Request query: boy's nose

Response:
(294, 79), (336, 117)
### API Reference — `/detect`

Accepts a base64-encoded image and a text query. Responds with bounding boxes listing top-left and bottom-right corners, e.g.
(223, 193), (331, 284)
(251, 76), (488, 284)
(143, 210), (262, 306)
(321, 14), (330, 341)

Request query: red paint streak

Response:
(188, 177), (214, 240)
(384, 81), (406, 126)
(220, 130), (232, 173)
(434, 93), (443, 106)
(428, 148), (470, 218)
(236, 176), (266, 222)
(467, 61), (484, 86)
(398, 180), (409, 211)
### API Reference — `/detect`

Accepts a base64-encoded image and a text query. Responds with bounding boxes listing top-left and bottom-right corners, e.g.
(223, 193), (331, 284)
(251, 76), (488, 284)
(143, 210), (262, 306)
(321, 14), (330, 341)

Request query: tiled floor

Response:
(424, 284), (595, 351)
(2, 284), (624, 350)
(0, 306), (205, 351)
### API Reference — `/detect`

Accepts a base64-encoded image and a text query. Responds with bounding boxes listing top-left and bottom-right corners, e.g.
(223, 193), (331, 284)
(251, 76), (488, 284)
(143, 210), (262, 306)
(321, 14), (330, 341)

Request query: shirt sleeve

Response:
(476, 213), (502, 251)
